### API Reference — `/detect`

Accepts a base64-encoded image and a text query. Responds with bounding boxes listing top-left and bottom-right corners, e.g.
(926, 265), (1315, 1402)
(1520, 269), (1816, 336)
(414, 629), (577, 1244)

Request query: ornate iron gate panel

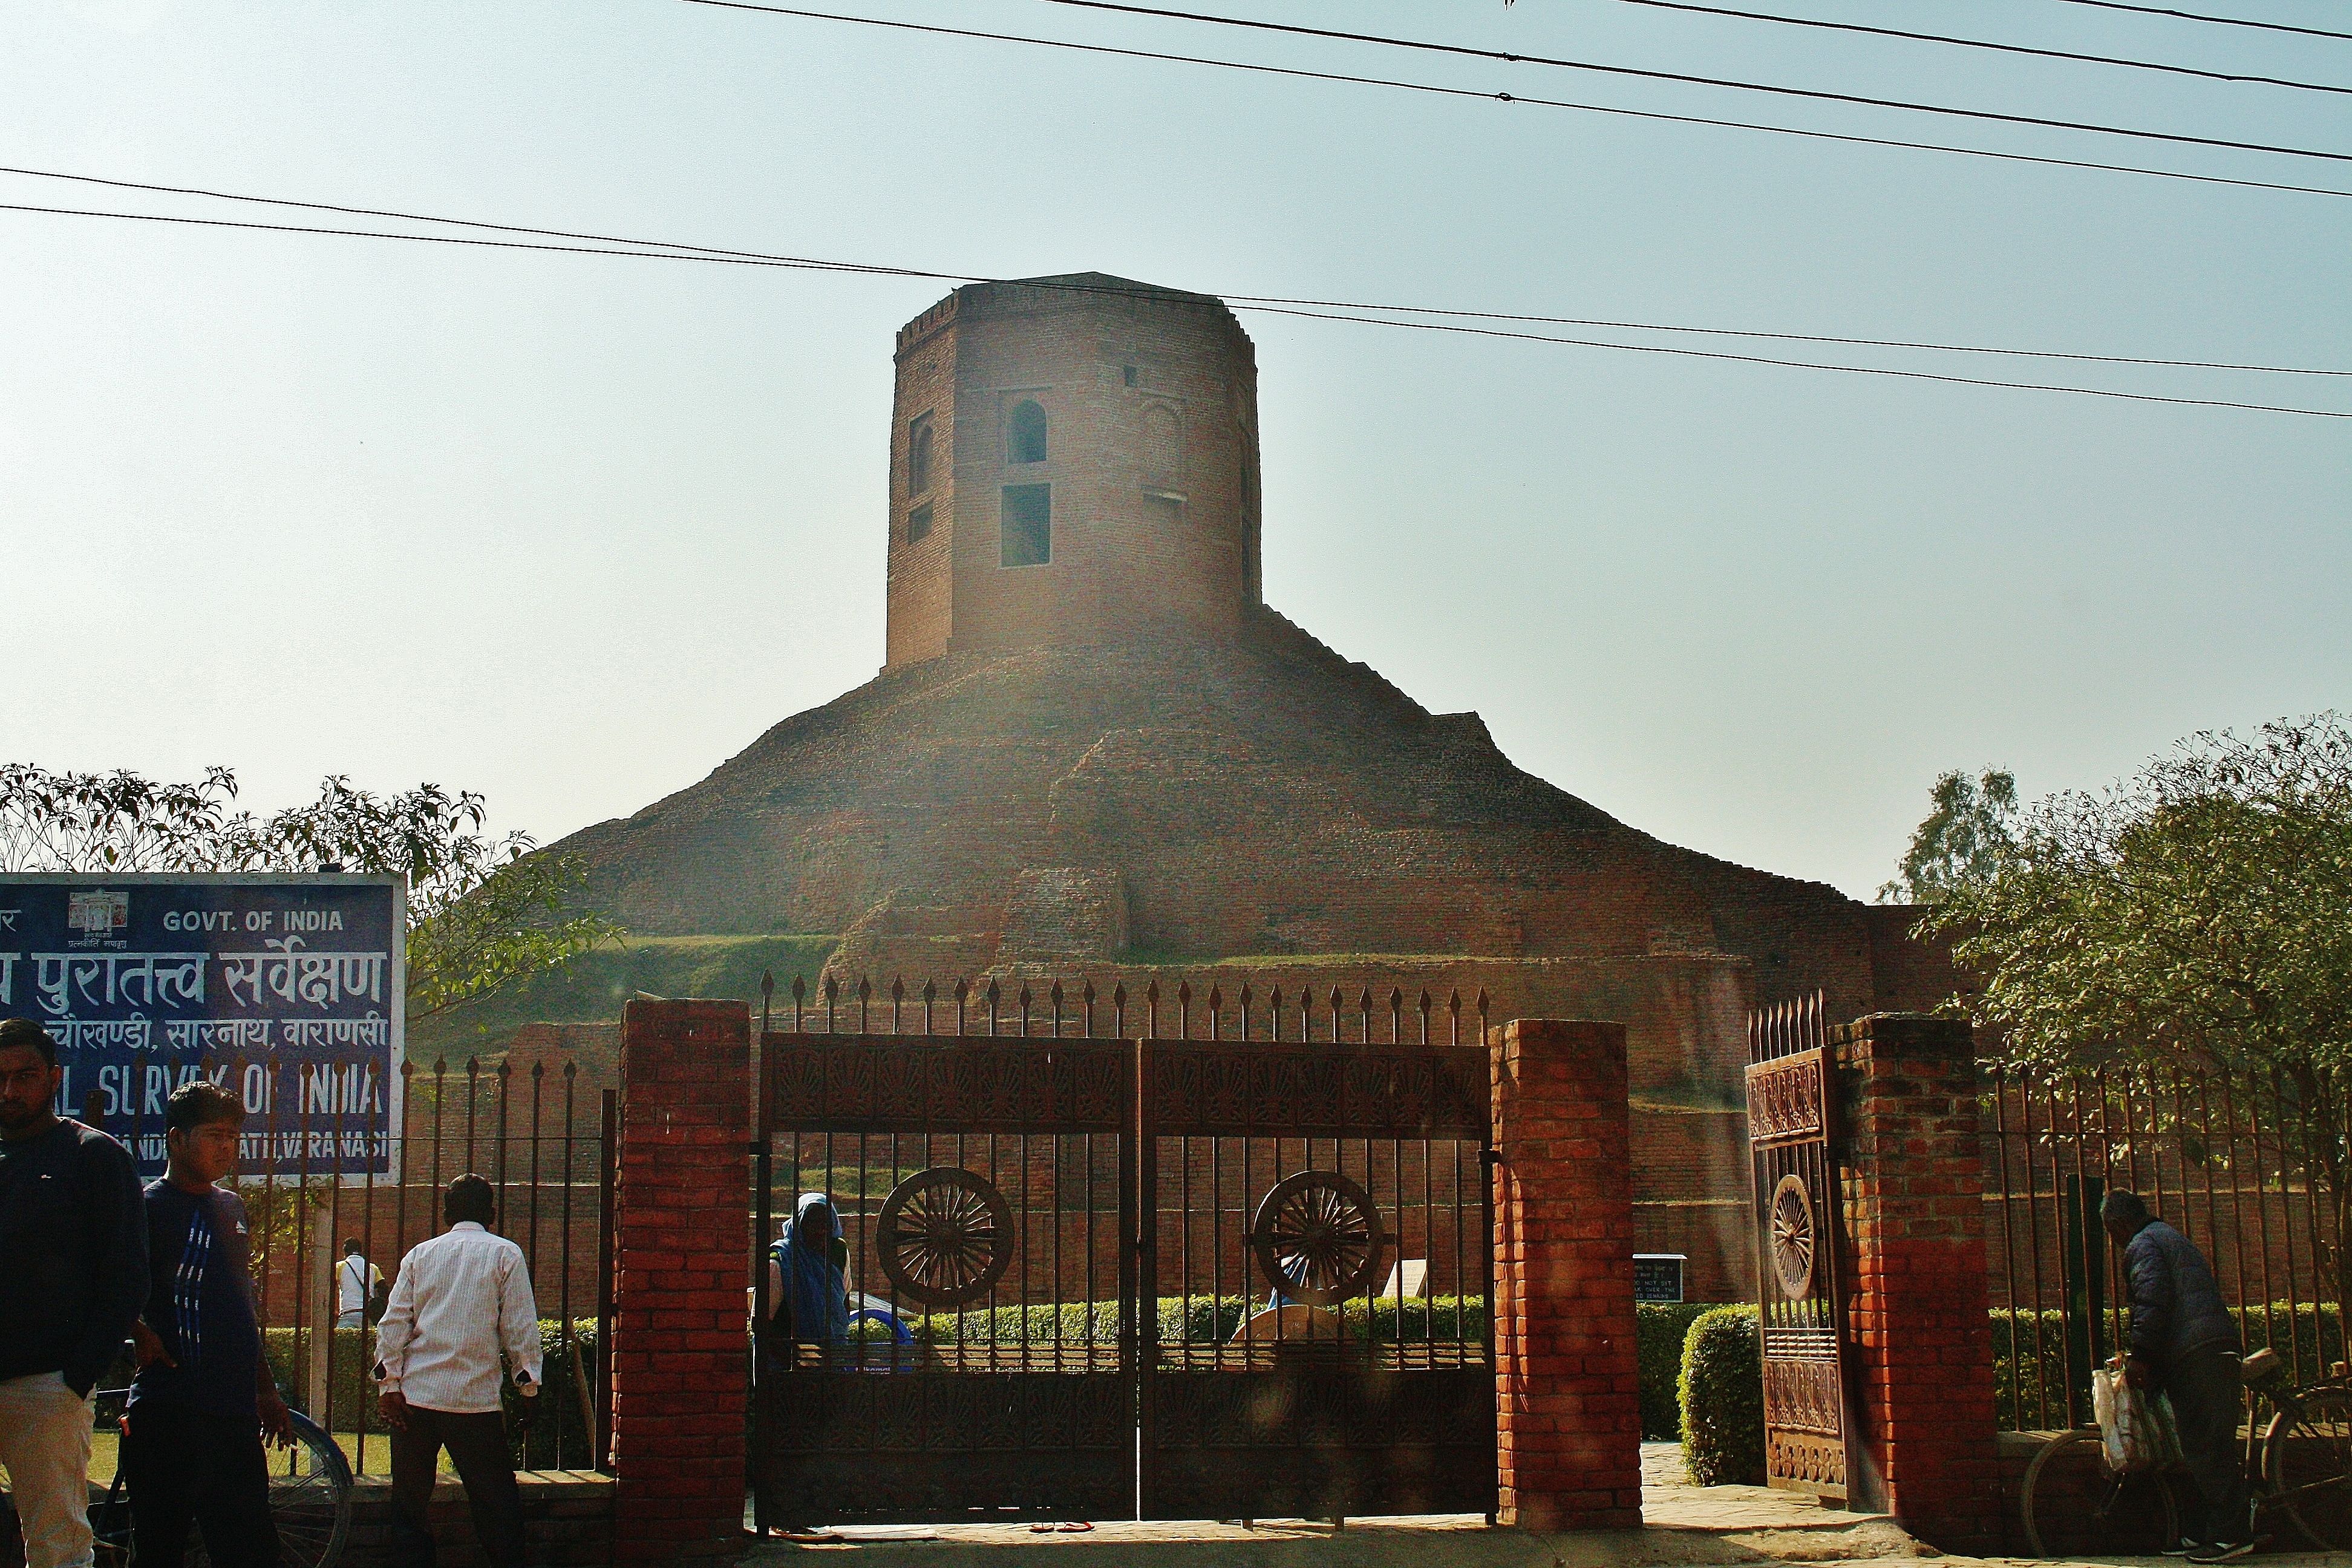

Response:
(754, 1033), (1135, 1525)
(1137, 1037), (1496, 1521)
(1746, 995), (1855, 1501)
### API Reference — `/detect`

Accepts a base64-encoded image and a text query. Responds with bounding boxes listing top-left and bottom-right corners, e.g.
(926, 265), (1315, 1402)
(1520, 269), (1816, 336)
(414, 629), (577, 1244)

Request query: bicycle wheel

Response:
(2265, 1386), (2352, 1551)
(253, 1411), (352, 1568)
(95, 1404), (350, 1568)
(2020, 1426), (2181, 1558)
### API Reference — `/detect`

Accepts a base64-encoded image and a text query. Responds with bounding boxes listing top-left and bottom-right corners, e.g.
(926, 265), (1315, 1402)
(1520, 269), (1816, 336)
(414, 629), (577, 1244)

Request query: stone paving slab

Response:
(743, 1444), (2352, 1568)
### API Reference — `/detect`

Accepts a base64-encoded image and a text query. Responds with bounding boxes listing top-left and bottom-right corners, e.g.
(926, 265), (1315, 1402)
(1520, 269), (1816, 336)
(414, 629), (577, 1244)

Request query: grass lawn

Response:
(78, 1426), (474, 1486)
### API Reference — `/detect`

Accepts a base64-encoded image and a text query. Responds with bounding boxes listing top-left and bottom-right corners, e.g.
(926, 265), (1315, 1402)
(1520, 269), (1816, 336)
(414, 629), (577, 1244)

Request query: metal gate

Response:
(1746, 994), (1856, 1502)
(753, 981), (1497, 1526)
(754, 1030), (1137, 1525)
(1138, 1030), (1495, 1520)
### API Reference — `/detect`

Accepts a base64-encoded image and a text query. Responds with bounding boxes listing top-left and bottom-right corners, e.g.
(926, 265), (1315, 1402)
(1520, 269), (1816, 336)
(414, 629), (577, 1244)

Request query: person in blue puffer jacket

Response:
(2103, 1190), (2249, 1561)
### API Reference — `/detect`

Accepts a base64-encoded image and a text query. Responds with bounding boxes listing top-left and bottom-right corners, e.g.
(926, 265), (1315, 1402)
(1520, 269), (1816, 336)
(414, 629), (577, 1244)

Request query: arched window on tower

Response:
(907, 413), (935, 494)
(1007, 400), (1048, 465)
(1142, 404), (1181, 494)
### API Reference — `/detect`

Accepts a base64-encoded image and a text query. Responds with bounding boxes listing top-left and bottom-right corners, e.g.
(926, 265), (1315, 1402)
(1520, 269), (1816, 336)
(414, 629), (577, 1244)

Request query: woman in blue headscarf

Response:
(766, 1192), (851, 1350)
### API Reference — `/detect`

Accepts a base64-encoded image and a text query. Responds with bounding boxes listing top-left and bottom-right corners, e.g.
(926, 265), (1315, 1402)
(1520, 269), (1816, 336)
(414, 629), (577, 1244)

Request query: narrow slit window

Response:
(907, 413), (935, 494)
(907, 501), (934, 543)
(1007, 400), (1047, 465)
(1001, 483), (1050, 566)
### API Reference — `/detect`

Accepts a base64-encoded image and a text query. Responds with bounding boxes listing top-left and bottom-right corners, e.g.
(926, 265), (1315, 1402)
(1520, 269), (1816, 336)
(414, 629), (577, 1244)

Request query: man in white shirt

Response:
(335, 1239), (382, 1330)
(373, 1175), (541, 1568)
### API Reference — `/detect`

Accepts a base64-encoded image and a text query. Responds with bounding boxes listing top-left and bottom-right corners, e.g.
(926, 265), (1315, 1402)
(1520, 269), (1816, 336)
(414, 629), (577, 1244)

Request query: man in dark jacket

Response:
(2104, 1189), (2249, 1561)
(0, 1017), (149, 1568)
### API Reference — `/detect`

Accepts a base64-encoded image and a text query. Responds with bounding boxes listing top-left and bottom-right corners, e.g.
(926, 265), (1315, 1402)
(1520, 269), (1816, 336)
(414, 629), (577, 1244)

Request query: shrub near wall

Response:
(1679, 1305), (1763, 1485)
(1638, 1303), (1711, 1440)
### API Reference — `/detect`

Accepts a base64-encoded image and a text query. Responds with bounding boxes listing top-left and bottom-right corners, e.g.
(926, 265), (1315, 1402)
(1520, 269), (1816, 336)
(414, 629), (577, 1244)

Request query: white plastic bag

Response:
(2092, 1364), (2178, 1473)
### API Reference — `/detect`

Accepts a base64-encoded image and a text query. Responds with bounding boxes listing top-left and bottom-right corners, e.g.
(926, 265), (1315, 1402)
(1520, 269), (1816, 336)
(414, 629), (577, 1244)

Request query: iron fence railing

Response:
(1984, 1064), (2349, 1431)
(79, 1054), (614, 1475)
(768, 971), (1496, 1045)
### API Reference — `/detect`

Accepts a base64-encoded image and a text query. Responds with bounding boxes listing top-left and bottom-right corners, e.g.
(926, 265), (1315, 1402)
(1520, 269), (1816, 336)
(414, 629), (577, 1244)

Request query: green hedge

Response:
(256, 1319), (599, 1466)
(1993, 1302), (2345, 1429)
(1679, 1305), (1763, 1486)
(842, 1296), (1489, 1348)
(1638, 1302), (1713, 1440)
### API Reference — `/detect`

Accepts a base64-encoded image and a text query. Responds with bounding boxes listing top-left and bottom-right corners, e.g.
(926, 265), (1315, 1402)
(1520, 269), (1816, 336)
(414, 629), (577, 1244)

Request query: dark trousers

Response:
(2166, 1347), (2251, 1543)
(122, 1403), (280, 1568)
(388, 1406), (526, 1568)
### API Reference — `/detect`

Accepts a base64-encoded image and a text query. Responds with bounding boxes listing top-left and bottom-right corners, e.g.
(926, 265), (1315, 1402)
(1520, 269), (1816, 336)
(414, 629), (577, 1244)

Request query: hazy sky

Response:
(3, 1), (2345, 903)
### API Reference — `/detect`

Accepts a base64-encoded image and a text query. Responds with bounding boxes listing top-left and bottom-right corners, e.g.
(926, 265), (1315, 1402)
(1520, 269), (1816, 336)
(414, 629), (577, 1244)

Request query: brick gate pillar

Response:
(611, 999), (750, 1564)
(1831, 1013), (1999, 1552)
(1491, 1019), (1642, 1530)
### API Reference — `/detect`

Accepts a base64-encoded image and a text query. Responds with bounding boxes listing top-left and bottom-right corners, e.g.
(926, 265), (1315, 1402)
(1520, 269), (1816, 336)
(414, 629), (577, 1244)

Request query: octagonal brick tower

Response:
(884, 273), (1264, 670)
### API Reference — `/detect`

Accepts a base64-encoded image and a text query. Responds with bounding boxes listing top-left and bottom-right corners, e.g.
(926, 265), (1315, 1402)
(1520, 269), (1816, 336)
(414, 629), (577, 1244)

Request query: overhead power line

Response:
(1, 194), (2346, 420)
(2048, 1), (2352, 44)
(1020, 0), (2352, 159)
(1593, 0), (2350, 94)
(7, 165), (2345, 379)
(677, 1), (2352, 200)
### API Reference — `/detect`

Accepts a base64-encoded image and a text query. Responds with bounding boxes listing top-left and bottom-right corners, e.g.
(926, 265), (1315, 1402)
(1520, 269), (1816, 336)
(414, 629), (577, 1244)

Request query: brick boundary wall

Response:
(610, 999), (750, 1565)
(1832, 1013), (2001, 1551)
(1491, 1019), (1642, 1530)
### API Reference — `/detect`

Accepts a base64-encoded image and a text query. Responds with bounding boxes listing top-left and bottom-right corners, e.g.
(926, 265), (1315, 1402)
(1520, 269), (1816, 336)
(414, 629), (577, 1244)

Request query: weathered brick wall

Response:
(344, 1472), (613, 1568)
(888, 299), (959, 668)
(1492, 1019), (1641, 1530)
(884, 277), (1259, 670)
(611, 999), (748, 1564)
(1832, 1013), (2000, 1551)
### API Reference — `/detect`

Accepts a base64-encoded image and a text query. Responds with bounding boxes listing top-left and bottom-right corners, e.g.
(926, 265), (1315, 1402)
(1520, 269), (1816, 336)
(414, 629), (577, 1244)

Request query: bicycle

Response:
(2020, 1347), (2352, 1558)
(86, 1379), (354, 1568)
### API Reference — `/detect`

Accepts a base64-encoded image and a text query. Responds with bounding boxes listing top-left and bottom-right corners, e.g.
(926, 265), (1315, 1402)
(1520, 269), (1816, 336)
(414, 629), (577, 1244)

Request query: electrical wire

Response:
(674, 0), (2352, 200)
(1017, 0), (2352, 159)
(2047, 1), (2352, 44)
(7, 164), (2344, 378)
(3, 198), (2346, 420)
(1590, 0), (2350, 94)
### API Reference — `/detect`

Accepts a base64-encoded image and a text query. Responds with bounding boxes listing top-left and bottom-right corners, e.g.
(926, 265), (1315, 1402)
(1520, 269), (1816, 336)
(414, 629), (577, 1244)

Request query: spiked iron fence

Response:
(81, 1054), (615, 1475)
(1984, 1063), (2348, 1431)
(750, 969), (1497, 1523)
(769, 972), (1497, 1045)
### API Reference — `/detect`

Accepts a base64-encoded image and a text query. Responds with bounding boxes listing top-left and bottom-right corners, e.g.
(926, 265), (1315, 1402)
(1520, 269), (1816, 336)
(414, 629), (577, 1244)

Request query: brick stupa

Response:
(554, 275), (1960, 1296)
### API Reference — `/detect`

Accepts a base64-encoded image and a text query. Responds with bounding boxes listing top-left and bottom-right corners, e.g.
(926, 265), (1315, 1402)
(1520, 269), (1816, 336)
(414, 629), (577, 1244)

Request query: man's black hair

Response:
(2102, 1189), (2153, 1230)
(444, 1173), (495, 1226)
(0, 1017), (57, 1068)
(342, 1238), (362, 1255)
(164, 1078), (244, 1136)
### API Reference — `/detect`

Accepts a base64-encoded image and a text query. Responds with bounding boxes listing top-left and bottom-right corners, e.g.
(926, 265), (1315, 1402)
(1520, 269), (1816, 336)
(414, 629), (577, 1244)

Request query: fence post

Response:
(304, 1204), (334, 1420)
(610, 999), (749, 1564)
(1830, 1013), (1999, 1550)
(1489, 1019), (1641, 1530)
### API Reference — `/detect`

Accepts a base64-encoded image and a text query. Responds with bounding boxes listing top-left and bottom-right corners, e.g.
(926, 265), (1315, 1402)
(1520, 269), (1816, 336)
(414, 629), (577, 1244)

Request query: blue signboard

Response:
(0, 874), (405, 1178)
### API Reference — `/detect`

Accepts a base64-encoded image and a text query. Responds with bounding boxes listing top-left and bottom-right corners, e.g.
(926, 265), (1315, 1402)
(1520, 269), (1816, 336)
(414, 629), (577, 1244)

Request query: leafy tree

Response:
(0, 765), (618, 1022)
(1878, 766), (2018, 904)
(1926, 716), (2352, 1301)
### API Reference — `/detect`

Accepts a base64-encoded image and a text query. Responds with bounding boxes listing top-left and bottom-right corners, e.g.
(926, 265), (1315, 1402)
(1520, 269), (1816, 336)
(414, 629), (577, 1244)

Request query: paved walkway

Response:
(744, 1444), (2352, 1568)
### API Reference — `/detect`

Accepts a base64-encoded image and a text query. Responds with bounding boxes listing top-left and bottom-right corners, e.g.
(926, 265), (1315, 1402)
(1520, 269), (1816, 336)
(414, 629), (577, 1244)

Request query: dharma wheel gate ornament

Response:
(1249, 1170), (1387, 1308)
(1768, 1175), (1817, 1301)
(1746, 993), (1857, 1502)
(875, 1167), (1014, 1308)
